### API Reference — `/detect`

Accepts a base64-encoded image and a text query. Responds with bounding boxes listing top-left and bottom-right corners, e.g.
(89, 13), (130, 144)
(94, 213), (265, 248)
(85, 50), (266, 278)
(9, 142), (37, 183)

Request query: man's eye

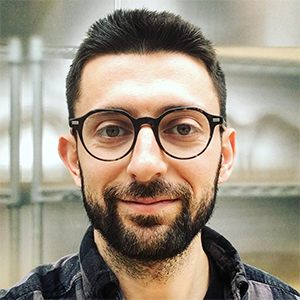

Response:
(98, 125), (127, 138)
(171, 124), (192, 135)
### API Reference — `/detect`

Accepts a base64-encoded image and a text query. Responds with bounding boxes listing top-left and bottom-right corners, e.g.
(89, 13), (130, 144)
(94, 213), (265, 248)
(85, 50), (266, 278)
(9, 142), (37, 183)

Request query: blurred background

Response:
(0, 0), (299, 291)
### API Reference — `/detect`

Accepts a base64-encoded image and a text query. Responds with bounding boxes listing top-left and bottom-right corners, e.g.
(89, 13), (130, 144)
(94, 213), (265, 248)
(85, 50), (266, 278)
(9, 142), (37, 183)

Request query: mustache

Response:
(103, 179), (193, 202)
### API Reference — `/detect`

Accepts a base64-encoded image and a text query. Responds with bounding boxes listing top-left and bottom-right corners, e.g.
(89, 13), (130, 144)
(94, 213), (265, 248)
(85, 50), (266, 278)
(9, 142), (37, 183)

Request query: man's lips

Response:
(119, 198), (179, 214)
(121, 197), (176, 205)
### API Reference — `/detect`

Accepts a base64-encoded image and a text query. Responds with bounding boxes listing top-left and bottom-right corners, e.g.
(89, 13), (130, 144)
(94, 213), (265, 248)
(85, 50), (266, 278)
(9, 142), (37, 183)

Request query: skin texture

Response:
(58, 52), (236, 300)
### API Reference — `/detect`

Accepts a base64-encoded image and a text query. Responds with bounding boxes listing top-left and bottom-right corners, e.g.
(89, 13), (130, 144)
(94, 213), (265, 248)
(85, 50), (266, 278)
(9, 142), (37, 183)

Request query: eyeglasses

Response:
(69, 107), (224, 161)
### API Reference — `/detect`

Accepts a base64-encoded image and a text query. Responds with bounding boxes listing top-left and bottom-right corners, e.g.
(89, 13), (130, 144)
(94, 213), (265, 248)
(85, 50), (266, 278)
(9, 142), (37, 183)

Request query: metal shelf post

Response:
(29, 36), (44, 266)
(115, 0), (121, 9)
(7, 37), (22, 284)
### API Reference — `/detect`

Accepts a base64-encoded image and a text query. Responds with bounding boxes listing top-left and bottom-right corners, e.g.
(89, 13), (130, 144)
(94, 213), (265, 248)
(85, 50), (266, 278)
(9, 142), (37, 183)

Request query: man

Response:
(1, 8), (299, 300)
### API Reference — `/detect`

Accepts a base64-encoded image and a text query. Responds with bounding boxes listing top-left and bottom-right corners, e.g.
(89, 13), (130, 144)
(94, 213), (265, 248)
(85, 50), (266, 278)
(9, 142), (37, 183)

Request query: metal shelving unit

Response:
(0, 39), (299, 285)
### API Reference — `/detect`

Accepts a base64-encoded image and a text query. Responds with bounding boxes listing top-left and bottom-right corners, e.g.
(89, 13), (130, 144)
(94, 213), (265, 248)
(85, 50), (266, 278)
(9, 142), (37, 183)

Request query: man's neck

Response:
(94, 230), (210, 300)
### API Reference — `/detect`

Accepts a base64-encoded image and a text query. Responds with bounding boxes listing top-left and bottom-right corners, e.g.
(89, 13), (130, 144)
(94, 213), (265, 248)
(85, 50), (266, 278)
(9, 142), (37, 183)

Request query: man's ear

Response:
(218, 128), (236, 184)
(58, 134), (81, 188)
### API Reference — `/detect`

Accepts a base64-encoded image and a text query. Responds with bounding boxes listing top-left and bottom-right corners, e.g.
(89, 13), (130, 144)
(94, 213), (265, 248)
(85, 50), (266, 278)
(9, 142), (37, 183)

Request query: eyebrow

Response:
(103, 105), (139, 116)
(100, 103), (207, 117)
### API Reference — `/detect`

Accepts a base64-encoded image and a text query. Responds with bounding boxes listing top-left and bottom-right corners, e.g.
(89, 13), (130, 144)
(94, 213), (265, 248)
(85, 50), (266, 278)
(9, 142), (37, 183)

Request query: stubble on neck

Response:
(94, 229), (209, 298)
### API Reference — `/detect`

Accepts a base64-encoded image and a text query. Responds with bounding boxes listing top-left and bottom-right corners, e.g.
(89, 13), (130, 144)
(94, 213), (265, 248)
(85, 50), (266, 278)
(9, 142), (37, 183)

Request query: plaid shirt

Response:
(1, 226), (299, 299)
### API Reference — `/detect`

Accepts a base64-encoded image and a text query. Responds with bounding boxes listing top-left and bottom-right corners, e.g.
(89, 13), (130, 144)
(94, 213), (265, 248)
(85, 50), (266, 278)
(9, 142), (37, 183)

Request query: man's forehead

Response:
(75, 52), (219, 116)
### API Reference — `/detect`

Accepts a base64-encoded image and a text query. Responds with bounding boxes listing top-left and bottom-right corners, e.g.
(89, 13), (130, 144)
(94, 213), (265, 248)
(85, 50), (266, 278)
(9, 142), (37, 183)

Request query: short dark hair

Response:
(66, 9), (227, 123)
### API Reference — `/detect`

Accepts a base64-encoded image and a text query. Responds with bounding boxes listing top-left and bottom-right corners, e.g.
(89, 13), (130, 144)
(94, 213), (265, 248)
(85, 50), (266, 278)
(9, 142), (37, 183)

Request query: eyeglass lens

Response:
(81, 109), (210, 160)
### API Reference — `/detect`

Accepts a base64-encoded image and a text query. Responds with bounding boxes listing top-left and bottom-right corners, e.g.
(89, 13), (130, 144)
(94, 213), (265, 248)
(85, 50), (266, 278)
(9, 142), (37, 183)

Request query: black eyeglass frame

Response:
(69, 107), (224, 161)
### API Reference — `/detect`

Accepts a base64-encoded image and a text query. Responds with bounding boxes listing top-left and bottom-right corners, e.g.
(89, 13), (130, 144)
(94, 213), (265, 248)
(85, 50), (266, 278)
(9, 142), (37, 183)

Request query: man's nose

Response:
(126, 126), (168, 184)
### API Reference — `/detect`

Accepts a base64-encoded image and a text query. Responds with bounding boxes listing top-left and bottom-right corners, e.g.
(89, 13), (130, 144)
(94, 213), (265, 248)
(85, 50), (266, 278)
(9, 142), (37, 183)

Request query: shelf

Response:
(1, 184), (299, 206)
(217, 46), (300, 75)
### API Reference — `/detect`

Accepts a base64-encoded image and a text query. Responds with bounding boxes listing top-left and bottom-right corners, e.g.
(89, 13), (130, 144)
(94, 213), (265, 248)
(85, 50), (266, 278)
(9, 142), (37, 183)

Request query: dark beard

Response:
(81, 162), (220, 262)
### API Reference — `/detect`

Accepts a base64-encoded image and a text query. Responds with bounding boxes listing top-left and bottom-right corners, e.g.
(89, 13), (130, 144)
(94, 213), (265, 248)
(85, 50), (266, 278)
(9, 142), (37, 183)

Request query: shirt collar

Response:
(202, 226), (249, 299)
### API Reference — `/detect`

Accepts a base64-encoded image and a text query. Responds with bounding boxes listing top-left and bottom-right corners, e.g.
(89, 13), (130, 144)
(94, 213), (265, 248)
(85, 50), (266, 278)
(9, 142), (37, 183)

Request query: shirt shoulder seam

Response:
(248, 277), (300, 296)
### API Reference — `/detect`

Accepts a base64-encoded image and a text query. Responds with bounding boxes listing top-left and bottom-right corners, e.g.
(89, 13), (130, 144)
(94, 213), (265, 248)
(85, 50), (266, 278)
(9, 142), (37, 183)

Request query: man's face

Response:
(60, 52), (235, 261)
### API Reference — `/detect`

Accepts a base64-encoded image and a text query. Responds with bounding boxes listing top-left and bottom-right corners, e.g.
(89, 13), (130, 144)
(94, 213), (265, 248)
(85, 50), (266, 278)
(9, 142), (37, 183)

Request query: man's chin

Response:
(126, 210), (177, 228)
(125, 227), (171, 248)
(115, 217), (176, 250)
